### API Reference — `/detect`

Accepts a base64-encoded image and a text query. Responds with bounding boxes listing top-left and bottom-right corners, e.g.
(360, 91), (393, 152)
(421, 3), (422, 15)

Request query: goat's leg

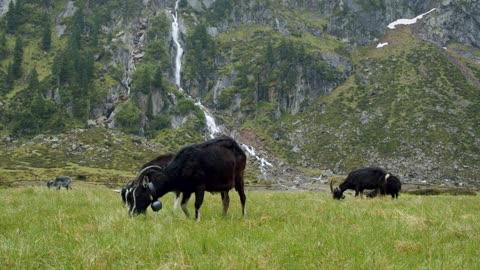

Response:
(173, 191), (181, 209)
(194, 189), (205, 221)
(221, 191), (230, 216)
(181, 192), (192, 218)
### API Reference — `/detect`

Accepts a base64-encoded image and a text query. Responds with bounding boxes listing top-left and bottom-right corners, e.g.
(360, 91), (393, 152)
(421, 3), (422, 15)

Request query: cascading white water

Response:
(242, 144), (273, 179)
(194, 101), (221, 138)
(170, 1), (273, 177)
(171, 0), (183, 87)
(171, 0), (220, 138)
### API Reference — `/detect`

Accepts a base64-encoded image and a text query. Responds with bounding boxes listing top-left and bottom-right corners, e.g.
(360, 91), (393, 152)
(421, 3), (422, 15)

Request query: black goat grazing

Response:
(330, 167), (395, 200)
(126, 136), (247, 220)
(47, 176), (72, 190)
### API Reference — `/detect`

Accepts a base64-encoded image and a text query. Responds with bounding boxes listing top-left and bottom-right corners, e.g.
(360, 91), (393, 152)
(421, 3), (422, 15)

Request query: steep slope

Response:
(278, 26), (480, 185)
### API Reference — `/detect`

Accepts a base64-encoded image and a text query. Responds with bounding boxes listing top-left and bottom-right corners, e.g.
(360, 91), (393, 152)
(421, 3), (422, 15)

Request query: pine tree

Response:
(152, 67), (163, 89)
(12, 38), (24, 79)
(41, 14), (52, 51)
(0, 31), (8, 60)
(266, 41), (275, 67)
(5, 1), (17, 34)
(27, 68), (40, 97)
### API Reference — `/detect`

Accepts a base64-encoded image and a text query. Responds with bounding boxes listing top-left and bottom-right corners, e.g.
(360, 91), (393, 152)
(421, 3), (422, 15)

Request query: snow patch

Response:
(376, 42), (389, 48)
(387, 8), (436, 29)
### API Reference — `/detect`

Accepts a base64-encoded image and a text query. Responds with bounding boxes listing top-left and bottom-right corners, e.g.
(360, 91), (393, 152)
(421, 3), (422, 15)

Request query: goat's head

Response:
(126, 165), (164, 216)
(330, 180), (345, 200)
(47, 181), (54, 189)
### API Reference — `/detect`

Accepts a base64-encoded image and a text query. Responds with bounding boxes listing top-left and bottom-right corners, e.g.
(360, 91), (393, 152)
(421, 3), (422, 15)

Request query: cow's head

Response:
(47, 181), (54, 189)
(330, 180), (345, 200)
(125, 166), (164, 216)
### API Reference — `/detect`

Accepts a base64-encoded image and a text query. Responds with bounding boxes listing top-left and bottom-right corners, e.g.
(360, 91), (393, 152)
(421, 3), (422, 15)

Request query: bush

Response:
(115, 100), (141, 135)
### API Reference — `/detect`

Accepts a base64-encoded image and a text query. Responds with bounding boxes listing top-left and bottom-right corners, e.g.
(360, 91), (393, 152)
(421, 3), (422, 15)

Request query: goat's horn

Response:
(330, 179), (334, 193)
(133, 165), (165, 183)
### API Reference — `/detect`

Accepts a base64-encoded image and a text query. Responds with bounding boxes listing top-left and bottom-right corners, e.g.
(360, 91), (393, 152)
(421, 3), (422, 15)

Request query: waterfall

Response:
(242, 144), (273, 179)
(170, 0), (219, 138)
(171, 0), (183, 87)
(169, 1), (273, 178)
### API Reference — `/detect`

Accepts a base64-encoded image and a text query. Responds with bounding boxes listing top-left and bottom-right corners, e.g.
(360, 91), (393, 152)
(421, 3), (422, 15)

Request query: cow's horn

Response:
(113, 189), (122, 193)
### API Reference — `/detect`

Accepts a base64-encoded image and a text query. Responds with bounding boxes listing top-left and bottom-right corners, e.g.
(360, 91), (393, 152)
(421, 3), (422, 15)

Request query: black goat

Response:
(330, 167), (397, 200)
(47, 176), (72, 190)
(126, 136), (247, 220)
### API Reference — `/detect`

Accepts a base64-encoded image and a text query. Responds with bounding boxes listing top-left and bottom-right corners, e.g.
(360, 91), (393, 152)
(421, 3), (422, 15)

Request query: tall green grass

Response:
(1, 186), (479, 269)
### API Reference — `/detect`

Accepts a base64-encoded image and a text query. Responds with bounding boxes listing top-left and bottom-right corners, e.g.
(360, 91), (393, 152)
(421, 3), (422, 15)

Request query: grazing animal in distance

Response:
(365, 174), (402, 199)
(330, 167), (397, 200)
(47, 176), (72, 190)
(383, 175), (402, 199)
(126, 135), (247, 220)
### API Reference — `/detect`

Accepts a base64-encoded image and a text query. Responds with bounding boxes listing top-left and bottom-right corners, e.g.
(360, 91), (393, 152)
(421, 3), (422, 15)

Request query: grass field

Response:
(1, 184), (479, 269)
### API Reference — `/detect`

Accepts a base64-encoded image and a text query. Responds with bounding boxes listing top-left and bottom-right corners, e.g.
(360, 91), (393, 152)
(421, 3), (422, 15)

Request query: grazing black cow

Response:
(366, 174), (402, 199)
(384, 175), (401, 198)
(330, 167), (395, 200)
(120, 153), (178, 207)
(126, 136), (247, 220)
(47, 176), (72, 190)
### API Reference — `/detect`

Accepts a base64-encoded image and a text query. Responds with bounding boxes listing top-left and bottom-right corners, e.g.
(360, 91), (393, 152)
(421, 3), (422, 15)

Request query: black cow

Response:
(120, 153), (178, 207)
(47, 176), (72, 190)
(126, 136), (247, 220)
(330, 167), (396, 200)
(384, 175), (401, 198)
(366, 175), (402, 199)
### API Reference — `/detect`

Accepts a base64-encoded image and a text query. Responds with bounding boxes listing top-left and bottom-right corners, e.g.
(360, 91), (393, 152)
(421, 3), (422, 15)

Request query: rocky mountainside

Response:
(0, 0), (479, 188)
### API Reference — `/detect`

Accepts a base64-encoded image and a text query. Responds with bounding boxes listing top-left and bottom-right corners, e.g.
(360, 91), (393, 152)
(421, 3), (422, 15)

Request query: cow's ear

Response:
(142, 176), (150, 188)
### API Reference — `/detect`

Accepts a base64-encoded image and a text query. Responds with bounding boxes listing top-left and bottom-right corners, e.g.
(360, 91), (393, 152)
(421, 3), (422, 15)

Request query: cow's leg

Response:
(194, 189), (205, 221)
(236, 187), (246, 217)
(221, 191), (230, 216)
(173, 191), (181, 209)
(235, 175), (247, 217)
(181, 192), (192, 218)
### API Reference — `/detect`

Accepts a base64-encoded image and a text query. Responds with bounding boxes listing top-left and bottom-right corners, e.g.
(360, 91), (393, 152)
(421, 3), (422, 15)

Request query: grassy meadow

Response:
(1, 184), (479, 269)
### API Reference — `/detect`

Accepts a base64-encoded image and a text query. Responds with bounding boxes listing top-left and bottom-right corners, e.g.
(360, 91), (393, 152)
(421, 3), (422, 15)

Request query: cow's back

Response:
(164, 136), (246, 192)
(348, 167), (386, 188)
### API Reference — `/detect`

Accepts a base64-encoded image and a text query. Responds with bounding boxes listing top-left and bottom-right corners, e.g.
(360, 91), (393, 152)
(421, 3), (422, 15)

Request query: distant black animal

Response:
(126, 136), (247, 220)
(366, 175), (402, 199)
(330, 167), (399, 200)
(47, 176), (72, 190)
(383, 175), (401, 198)
(120, 153), (177, 207)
